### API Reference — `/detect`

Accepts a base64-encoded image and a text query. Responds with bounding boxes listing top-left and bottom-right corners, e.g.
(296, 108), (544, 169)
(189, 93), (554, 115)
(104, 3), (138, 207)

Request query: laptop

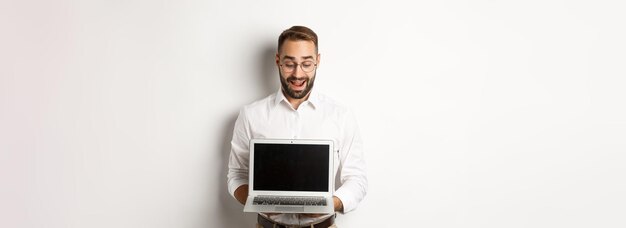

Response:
(243, 139), (334, 214)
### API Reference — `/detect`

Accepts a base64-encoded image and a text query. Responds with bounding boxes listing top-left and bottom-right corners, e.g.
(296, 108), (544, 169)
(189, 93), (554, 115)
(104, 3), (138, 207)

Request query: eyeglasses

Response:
(280, 60), (317, 73)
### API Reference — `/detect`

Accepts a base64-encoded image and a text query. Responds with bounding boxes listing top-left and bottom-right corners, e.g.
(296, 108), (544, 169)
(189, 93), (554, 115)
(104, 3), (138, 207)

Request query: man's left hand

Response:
(301, 196), (343, 218)
(333, 196), (343, 212)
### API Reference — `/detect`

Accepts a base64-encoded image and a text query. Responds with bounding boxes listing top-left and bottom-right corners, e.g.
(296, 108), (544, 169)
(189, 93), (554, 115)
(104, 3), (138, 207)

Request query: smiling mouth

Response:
(289, 79), (306, 89)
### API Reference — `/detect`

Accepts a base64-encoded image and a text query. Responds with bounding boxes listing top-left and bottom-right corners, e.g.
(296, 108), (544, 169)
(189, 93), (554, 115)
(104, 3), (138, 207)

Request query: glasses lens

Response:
(282, 62), (296, 72)
(302, 61), (315, 72)
(281, 61), (316, 73)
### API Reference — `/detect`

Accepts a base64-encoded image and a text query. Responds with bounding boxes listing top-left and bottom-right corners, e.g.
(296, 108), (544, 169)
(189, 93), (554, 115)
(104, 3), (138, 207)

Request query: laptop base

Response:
(243, 196), (334, 214)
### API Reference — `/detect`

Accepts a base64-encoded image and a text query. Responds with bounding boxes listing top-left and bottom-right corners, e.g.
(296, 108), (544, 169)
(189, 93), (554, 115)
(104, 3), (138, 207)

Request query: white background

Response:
(1, 0), (625, 227)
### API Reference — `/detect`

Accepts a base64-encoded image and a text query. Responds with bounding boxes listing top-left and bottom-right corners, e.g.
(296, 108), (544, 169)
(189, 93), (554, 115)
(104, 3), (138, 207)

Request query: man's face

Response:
(276, 40), (320, 100)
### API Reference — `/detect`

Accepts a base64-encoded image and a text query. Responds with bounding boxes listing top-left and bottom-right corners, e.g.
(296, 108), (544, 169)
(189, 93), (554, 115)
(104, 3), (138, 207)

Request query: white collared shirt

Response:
(227, 89), (368, 224)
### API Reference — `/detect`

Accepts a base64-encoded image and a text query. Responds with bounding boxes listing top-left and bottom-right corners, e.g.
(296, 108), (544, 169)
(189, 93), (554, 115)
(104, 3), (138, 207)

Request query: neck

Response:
(282, 90), (311, 110)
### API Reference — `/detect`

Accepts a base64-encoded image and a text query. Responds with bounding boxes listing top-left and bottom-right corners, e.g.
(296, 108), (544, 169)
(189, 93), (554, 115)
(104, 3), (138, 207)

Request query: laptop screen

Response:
(253, 143), (329, 192)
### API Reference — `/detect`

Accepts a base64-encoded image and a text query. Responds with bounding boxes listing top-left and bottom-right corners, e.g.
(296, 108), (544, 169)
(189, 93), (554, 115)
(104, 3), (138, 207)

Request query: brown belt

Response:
(257, 214), (335, 228)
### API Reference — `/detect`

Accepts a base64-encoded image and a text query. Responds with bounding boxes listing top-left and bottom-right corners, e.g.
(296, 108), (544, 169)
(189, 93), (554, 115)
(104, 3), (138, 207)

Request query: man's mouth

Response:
(289, 78), (306, 90)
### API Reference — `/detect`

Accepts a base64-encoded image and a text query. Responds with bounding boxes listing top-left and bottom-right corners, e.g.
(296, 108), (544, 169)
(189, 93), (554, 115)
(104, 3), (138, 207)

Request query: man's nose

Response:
(293, 64), (306, 77)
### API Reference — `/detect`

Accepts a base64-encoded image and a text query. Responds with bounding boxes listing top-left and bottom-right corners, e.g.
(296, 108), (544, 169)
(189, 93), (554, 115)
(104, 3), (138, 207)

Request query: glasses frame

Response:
(279, 59), (318, 73)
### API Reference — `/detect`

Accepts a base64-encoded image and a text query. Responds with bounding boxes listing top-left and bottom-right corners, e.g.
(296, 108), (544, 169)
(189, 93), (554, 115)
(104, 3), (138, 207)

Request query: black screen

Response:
(253, 143), (329, 192)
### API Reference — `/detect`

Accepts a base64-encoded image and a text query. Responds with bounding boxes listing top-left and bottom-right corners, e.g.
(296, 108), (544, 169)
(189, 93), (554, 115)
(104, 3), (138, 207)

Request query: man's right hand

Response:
(234, 184), (248, 205)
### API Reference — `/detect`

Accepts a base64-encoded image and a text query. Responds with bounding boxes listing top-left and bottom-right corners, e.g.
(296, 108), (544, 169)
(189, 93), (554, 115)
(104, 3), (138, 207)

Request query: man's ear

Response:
(275, 53), (280, 66)
(317, 53), (321, 66)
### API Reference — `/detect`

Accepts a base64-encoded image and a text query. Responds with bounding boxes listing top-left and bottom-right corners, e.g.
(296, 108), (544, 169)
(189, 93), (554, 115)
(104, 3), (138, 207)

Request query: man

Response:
(227, 26), (367, 228)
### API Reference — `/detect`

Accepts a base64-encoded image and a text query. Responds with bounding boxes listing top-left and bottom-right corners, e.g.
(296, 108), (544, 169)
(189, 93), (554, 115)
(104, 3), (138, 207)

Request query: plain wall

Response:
(1, 0), (625, 227)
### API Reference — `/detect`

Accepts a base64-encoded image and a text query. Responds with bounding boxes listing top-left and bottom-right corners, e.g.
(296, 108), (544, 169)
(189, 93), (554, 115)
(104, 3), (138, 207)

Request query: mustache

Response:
(287, 76), (307, 82)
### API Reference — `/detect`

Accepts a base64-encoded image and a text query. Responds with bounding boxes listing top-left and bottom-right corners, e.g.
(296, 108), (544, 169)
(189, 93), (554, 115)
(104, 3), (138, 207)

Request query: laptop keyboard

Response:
(252, 196), (327, 206)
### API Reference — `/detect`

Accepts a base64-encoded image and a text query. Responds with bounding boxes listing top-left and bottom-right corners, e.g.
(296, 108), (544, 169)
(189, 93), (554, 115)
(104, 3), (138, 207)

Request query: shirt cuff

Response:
(334, 180), (366, 213)
(228, 178), (248, 199)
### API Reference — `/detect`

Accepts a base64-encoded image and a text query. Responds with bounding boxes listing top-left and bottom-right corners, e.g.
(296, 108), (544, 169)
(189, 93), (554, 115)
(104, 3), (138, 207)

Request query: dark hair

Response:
(277, 25), (318, 53)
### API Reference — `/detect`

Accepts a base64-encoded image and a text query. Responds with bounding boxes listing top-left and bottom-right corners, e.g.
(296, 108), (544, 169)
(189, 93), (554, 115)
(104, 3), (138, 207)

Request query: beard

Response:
(279, 72), (316, 99)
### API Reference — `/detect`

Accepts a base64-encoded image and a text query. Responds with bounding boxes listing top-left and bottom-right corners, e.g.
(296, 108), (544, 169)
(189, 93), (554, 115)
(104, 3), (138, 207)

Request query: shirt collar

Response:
(274, 89), (319, 110)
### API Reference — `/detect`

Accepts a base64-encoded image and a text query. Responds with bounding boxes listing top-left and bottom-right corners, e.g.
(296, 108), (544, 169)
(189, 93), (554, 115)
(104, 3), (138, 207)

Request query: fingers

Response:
(264, 213), (329, 218)
(300, 213), (325, 218)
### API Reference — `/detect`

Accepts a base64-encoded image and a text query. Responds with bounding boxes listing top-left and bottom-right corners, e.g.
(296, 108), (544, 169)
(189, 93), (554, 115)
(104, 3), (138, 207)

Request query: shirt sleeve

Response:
(227, 107), (252, 199)
(333, 109), (368, 213)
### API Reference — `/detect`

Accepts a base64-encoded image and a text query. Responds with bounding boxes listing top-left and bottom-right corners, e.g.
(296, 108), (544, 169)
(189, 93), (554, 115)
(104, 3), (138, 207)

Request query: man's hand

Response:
(234, 184), (248, 205)
(333, 196), (343, 213)
(301, 196), (344, 218)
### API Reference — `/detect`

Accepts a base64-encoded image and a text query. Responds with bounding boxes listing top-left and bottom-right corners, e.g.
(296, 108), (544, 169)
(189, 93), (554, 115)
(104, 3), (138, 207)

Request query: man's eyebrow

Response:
(282, 55), (315, 60)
